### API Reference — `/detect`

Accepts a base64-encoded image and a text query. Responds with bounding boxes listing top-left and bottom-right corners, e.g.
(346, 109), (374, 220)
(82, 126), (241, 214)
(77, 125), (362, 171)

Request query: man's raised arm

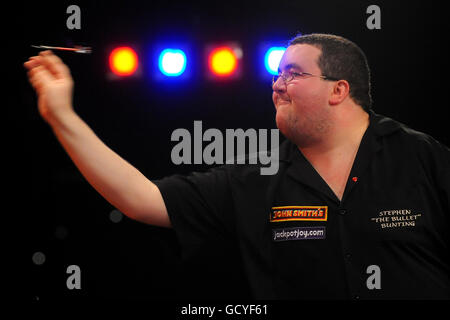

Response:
(24, 50), (171, 228)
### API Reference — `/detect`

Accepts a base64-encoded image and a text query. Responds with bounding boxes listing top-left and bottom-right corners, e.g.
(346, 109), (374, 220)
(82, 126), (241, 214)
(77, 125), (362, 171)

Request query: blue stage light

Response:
(158, 49), (187, 77)
(264, 47), (285, 75)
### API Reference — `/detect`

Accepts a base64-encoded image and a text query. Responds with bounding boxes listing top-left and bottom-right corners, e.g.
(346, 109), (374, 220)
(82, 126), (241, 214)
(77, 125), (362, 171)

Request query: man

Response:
(24, 33), (449, 299)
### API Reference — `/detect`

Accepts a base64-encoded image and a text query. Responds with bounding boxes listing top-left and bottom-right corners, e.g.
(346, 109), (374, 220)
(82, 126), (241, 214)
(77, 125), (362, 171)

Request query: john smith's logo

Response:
(270, 206), (328, 222)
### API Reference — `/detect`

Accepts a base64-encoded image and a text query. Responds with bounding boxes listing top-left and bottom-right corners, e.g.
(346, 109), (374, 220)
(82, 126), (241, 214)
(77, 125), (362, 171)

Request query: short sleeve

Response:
(435, 141), (450, 212)
(416, 134), (450, 214)
(153, 167), (252, 299)
(152, 166), (235, 257)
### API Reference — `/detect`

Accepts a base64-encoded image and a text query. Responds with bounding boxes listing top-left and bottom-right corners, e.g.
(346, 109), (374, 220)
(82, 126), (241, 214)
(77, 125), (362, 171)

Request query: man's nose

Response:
(272, 77), (286, 93)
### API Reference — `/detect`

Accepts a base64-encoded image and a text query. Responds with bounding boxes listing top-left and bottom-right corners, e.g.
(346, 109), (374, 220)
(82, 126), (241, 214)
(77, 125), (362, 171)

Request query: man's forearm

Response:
(49, 111), (170, 227)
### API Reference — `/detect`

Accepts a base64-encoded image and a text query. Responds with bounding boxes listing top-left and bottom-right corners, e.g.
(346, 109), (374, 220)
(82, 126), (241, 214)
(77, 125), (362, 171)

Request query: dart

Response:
(31, 45), (92, 54)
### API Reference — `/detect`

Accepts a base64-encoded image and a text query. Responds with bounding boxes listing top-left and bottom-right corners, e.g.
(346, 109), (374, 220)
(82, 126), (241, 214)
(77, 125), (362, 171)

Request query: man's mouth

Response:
(276, 98), (291, 109)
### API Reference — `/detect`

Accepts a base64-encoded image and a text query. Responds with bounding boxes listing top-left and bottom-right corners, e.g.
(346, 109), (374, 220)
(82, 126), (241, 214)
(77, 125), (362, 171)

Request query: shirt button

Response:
(354, 295), (360, 300)
(339, 209), (347, 215)
(345, 253), (351, 259)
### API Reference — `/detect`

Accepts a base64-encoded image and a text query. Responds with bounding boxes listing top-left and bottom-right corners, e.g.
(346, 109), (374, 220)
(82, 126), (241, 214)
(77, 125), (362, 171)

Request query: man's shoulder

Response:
(371, 111), (449, 152)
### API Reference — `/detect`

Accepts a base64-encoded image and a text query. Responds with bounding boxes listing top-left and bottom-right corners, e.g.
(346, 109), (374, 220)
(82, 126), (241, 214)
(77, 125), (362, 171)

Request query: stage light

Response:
(109, 46), (139, 76)
(208, 46), (241, 77)
(158, 49), (187, 77)
(265, 47), (285, 75)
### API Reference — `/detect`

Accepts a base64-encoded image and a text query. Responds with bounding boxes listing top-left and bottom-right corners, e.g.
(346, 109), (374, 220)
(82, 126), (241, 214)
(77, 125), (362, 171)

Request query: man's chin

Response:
(275, 114), (290, 138)
(275, 115), (311, 148)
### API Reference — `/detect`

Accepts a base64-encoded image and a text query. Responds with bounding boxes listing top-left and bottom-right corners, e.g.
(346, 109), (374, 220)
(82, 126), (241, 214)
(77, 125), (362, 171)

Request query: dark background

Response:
(13, 0), (448, 302)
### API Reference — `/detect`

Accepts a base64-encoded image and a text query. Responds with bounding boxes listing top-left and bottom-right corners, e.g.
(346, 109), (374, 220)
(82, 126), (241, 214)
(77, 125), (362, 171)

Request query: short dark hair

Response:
(288, 33), (372, 111)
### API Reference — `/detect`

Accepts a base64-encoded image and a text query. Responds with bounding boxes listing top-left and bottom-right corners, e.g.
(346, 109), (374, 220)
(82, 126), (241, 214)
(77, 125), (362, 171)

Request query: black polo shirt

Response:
(154, 111), (450, 299)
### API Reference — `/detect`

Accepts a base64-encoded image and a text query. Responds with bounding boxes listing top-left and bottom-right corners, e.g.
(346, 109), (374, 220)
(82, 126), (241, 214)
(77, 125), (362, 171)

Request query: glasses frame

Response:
(272, 71), (339, 86)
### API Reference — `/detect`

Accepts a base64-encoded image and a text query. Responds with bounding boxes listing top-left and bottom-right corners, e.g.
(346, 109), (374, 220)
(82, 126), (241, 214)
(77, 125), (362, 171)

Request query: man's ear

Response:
(329, 80), (350, 106)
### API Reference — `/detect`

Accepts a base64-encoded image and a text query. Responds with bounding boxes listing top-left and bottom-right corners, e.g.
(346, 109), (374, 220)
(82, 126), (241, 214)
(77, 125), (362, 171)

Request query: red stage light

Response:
(208, 46), (239, 77)
(109, 47), (139, 76)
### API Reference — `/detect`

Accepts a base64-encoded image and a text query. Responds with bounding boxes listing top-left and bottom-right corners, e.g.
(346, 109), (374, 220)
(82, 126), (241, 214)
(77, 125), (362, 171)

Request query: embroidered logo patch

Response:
(272, 226), (326, 241)
(371, 208), (422, 230)
(270, 206), (328, 222)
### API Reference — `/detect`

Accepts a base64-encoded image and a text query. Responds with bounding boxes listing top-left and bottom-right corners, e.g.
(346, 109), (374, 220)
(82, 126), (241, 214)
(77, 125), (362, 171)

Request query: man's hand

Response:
(24, 50), (74, 124)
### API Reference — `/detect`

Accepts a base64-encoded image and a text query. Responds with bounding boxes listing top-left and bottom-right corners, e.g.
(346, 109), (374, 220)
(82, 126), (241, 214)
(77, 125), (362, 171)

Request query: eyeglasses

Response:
(272, 71), (339, 86)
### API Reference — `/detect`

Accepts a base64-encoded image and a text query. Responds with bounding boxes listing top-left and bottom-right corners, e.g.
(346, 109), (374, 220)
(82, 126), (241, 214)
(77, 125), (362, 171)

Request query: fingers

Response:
(24, 50), (71, 81)
(27, 64), (54, 91)
(38, 50), (71, 80)
(24, 56), (54, 91)
(24, 50), (72, 92)
(24, 56), (42, 71)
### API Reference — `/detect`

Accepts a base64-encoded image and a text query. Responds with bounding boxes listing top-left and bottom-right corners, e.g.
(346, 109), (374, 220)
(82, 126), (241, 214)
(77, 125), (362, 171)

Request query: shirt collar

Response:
(369, 110), (404, 137)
